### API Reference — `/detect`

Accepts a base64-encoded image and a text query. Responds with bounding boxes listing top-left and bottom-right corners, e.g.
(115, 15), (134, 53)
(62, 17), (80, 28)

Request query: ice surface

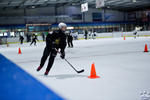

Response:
(1, 37), (150, 100)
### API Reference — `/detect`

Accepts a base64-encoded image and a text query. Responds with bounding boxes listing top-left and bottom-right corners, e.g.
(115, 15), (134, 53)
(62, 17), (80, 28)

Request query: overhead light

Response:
(72, 3), (76, 5)
(32, 6), (35, 8)
(67, 27), (74, 30)
(132, 0), (136, 2)
(107, 6), (110, 8)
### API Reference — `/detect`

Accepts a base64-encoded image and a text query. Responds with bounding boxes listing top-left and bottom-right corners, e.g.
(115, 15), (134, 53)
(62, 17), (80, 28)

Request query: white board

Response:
(96, 0), (105, 8)
(81, 2), (88, 12)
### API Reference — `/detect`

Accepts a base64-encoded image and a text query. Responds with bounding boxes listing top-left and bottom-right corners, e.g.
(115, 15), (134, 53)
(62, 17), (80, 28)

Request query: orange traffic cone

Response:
(18, 47), (22, 54)
(88, 63), (100, 79)
(144, 44), (149, 52)
(124, 36), (126, 40)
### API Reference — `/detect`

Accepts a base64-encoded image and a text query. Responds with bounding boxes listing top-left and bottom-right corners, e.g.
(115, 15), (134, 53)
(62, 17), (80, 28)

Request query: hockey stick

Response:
(55, 49), (84, 73)
(64, 58), (84, 73)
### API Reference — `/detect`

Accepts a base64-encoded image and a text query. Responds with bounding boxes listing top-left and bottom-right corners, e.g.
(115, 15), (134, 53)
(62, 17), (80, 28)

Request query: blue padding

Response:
(0, 54), (64, 100)
(0, 24), (26, 29)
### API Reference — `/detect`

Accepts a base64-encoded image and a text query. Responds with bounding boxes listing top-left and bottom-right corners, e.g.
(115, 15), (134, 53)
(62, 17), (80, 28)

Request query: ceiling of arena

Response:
(0, 0), (150, 11)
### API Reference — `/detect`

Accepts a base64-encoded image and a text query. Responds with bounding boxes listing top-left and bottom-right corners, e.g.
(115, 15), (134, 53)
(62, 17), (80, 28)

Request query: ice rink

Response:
(1, 37), (150, 100)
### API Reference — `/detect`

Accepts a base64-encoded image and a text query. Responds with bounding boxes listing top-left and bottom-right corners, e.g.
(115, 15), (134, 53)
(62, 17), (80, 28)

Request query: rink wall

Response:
(0, 36), (43, 44)
(1, 31), (150, 44)
(78, 31), (150, 39)
(0, 54), (64, 100)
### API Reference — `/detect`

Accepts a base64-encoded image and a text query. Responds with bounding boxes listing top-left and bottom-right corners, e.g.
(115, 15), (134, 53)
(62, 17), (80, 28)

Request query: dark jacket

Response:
(32, 35), (38, 41)
(46, 29), (67, 53)
(67, 33), (73, 41)
(19, 36), (24, 41)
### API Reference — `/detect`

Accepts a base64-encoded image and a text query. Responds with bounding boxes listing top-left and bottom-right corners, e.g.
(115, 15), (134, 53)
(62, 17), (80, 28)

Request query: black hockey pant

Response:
(40, 47), (57, 72)
(68, 40), (73, 47)
(30, 40), (36, 45)
(20, 40), (23, 44)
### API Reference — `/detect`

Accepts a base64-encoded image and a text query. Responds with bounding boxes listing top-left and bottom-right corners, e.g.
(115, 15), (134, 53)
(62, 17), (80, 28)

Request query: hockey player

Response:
(67, 31), (73, 48)
(30, 34), (38, 46)
(73, 31), (78, 40)
(84, 30), (88, 40)
(92, 31), (97, 39)
(19, 35), (24, 44)
(37, 22), (67, 75)
(133, 26), (142, 39)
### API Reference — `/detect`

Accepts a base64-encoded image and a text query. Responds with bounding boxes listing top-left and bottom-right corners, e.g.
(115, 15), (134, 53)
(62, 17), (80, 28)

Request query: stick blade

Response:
(77, 69), (84, 73)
